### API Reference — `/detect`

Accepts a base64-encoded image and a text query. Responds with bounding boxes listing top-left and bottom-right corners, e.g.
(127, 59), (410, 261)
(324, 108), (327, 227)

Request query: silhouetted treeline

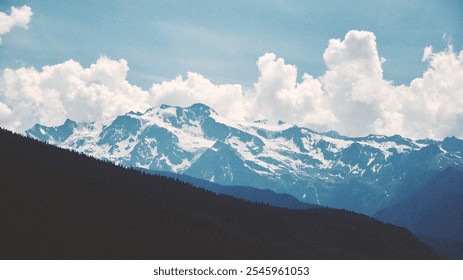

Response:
(137, 168), (317, 210)
(0, 128), (438, 259)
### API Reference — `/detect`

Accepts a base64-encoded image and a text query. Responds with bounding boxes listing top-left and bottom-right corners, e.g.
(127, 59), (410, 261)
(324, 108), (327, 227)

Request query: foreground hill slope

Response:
(0, 128), (437, 259)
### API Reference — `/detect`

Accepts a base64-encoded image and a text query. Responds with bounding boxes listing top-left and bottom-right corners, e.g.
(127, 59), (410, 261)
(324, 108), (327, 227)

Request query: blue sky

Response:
(1, 0), (462, 89)
(1, 1), (463, 139)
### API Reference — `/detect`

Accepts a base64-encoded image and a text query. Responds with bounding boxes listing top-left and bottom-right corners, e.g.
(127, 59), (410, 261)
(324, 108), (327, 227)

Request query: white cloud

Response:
(1, 30), (463, 140)
(249, 52), (336, 130)
(422, 46), (433, 62)
(242, 31), (463, 139)
(0, 57), (149, 131)
(0, 5), (32, 44)
(404, 45), (463, 139)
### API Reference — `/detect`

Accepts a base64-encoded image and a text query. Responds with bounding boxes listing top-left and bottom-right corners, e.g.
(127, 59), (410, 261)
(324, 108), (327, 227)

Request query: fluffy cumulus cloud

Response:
(0, 57), (149, 131)
(250, 53), (336, 128)
(1, 29), (463, 139)
(147, 31), (463, 139)
(405, 46), (463, 138)
(0, 5), (32, 44)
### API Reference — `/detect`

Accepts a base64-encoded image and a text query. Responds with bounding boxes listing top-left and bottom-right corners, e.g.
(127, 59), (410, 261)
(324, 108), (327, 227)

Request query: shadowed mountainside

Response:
(375, 167), (463, 259)
(137, 168), (317, 210)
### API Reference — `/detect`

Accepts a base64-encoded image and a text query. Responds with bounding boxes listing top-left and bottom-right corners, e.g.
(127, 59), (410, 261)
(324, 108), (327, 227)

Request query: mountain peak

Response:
(323, 130), (343, 138)
(188, 103), (214, 113)
(126, 110), (143, 116)
(142, 103), (217, 123)
(63, 119), (77, 126)
(441, 136), (463, 154)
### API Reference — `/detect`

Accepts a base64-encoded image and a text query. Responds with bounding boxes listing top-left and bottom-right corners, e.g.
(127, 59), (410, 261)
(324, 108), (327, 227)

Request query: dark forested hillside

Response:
(0, 128), (438, 259)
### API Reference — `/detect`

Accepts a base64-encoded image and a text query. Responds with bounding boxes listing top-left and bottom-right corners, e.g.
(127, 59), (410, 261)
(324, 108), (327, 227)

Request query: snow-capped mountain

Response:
(26, 103), (463, 214)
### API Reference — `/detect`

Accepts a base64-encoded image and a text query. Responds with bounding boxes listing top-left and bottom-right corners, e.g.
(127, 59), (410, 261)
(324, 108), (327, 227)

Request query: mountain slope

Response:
(374, 167), (463, 258)
(0, 128), (438, 259)
(138, 168), (317, 210)
(26, 103), (463, 214)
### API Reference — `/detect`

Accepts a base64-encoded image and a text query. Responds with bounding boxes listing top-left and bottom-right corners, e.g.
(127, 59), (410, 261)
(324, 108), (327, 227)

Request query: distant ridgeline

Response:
(0, 127), (438, 259)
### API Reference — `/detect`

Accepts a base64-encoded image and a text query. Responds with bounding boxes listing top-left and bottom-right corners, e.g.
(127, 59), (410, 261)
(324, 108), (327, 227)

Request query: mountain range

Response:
(0, 128), (438, 259)
(26, 103), (463, 215)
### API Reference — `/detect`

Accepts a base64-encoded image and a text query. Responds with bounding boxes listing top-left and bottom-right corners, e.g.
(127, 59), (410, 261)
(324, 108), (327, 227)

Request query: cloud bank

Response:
(0, 5), (32, 44)
(0, 57), (149, 131)
(1, 30), (463, 139)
